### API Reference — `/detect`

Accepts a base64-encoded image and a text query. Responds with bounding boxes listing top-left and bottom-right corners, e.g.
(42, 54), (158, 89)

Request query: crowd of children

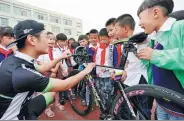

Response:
(0, 0), (184, 120)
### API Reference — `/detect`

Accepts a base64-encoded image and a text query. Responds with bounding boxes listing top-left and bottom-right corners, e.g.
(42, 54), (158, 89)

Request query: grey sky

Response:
(18, 0), (184, 33)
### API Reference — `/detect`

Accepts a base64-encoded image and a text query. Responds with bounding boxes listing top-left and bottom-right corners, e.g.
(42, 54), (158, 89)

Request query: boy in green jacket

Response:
(137, 0), (184, 120)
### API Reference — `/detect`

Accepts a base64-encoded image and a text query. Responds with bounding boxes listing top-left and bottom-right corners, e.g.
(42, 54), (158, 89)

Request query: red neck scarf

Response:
(99, 43), (109, 65)
(0, 48), (13, 58)
(117, 44), (122, 65)
(48, 47), (54, 60)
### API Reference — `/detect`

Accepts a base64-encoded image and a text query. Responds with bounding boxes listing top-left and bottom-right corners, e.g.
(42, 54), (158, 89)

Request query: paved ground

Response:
(39, 99), (101, 120)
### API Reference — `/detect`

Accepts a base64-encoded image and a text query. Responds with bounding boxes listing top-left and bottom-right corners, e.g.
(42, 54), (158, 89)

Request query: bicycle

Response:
(66, 32), (184, 120)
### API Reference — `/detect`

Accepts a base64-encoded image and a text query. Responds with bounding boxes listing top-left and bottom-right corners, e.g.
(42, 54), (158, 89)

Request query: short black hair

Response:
(86, 32), (89, 36)
(169, 10), (184, 21)
(0, 26), (14, 38)
(89, 29), (98, 34)
(68, 38), (75, 42)
(105, 18), (116, 27)
(17, 32), (41, 49)
(46, 31), (54, 35)
(78, 35), (89, 41)
(137, 0), (174, 16)
(115, 14), (135, 30)
(99, 28), (109, 37)
(56, 33), (67, 41)
(0, 26), (14, 44)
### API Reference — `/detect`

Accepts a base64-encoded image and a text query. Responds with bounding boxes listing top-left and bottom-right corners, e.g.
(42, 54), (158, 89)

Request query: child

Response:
(105, 18), (118, 42)
(105, 18), (122, 66)
(87, 29), (100, 57)
(78, 35), (90, 106)
(67, 37), (78, 69)
(56, 33), (69, 76)
(137, 0), (184, 120)
(0, 27), (15, 62)
(114, 14), (148, 87)
(68, 38), (75, 53)
(95, 28), (118, 105)
(113, 14), (151, 119)
(78, 35), (89, 47)
(56, 33), (77, 101)
(38, 32), (65, 118)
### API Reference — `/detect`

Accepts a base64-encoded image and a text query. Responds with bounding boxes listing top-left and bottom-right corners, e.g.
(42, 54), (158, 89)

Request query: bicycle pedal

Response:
(99, 114), (114, 120)
(99, 114), (106, 120)
(105, 115), (114, 120)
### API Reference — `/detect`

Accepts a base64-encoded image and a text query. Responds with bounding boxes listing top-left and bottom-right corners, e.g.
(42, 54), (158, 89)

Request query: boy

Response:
(137, 0), (184, 120)
(105, 18), (118, 42)
(105, 18), (122, 65)
(56, 33), (68, 76)
(78, 35), (89, 47)
(95, 28), (118, 105)
(0, 27), (15, 62)
(78, 35), (90, 106)
(0, 20), (95, 120)
(114, 14), (148, 86)
(88, 29), (100, 57)
(113, 14), (151, 119)
(38, 32), (65, 117)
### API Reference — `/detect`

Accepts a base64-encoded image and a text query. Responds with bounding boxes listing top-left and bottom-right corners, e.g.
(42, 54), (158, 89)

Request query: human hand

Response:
(62, 70), (68, 77)
(110, 71), (116, 80)
(121, 71), (127, 81)
(50, 72), (56, 78)
(61, 50), (72, 59)
(137, 47), (154, 60)
(83, 63), (95, 74)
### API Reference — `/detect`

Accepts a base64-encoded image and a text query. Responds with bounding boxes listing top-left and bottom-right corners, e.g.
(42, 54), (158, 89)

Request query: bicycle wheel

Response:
(110, 84), (184, 120)
(68, 70), (94, 116)
(71, 80), (94, 116)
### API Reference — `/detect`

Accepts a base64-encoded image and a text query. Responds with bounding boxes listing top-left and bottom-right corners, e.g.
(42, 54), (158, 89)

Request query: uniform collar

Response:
(89, 43), (100, 49)
(14, 51), (35, 64)
(0, 44), (8, 51)
(150, 17), (176, 40)
(158, 17), (176, 32)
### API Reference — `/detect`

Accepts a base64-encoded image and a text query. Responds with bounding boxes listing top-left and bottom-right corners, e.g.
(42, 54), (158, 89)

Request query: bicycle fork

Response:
(117, 82), (137, 119)
(86, 75), (114, 120)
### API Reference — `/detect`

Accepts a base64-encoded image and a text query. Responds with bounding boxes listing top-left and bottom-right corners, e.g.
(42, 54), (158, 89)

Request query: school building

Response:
(0, 0), (83, 39)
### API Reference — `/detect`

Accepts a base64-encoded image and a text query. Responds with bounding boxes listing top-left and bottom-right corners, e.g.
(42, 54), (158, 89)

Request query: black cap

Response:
(7, 20), (44, 49)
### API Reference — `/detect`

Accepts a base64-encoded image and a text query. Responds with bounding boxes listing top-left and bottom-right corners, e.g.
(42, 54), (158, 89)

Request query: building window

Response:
(51, 26), (60, 33)
(64, 29), (71, 35)
(76, 31), (81, 36)
(76, 22), (82, 28)
(76, 25), (81, 28)
(13, 6), (31, 17)
(0, 17), (8, 26)
(63, 19), (72, 26)
(33, 12), (48, 21)
(50, 16), (60, 24)
(0, 3), (10, 13)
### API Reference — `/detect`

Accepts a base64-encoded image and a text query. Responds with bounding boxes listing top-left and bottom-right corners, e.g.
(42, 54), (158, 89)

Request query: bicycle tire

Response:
(71, 84), (94, 116)
(110, 84), (184, 120)
(68, 70), (94, 116)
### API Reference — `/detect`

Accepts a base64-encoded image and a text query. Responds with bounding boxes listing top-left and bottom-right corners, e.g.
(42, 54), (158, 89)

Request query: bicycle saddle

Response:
(129, 32), (148, 43)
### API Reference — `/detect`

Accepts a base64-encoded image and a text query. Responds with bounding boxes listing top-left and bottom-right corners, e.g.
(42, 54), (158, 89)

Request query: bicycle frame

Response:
(75, 42), (138, 119)
(67, 32), (148, 119)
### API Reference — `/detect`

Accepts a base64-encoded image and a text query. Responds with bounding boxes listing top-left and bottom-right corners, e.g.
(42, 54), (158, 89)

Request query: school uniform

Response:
(114, 41), (148, 86)
(95, 43), (118, 104)
(0, 45), (13, 62)
(145, 18), (184, 120)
